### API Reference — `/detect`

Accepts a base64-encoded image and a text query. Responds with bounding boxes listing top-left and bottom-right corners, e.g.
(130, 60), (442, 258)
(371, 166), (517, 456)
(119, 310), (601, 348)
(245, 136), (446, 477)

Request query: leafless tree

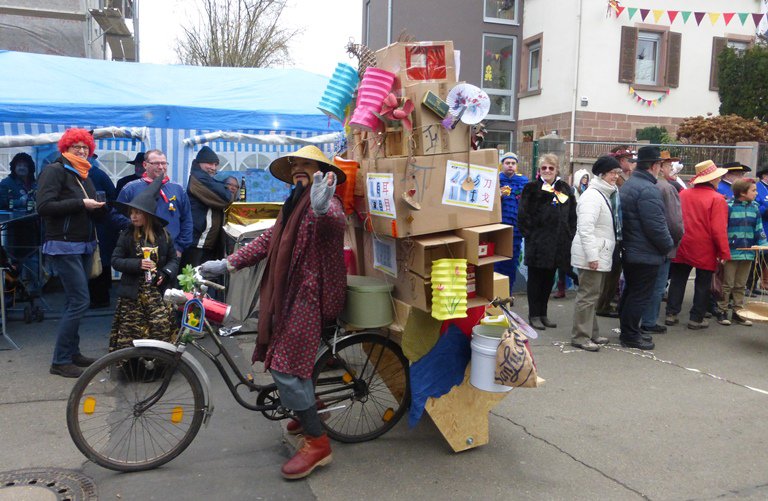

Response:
(175, 0), (300, 67)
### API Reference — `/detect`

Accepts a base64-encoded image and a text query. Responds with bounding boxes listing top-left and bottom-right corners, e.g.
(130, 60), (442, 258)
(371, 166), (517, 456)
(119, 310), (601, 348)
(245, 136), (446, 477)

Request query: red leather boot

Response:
(281, 433), (332, 480)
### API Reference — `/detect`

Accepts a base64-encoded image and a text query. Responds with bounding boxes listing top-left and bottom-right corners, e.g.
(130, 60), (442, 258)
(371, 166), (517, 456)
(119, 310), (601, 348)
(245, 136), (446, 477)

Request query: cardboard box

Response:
(402, 82), (470, 156)
(493, 272), (510, 300)
(400, 233), (465, 278)
(467, 263), (502, 308)
(454, 224), (514, 266)
(375, 41), (457, 87)
(362, 149), (502, 238)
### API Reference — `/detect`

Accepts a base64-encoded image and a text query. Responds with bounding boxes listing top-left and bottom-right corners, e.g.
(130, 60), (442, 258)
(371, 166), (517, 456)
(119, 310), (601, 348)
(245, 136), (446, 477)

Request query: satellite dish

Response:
(446, 83), (490, 125)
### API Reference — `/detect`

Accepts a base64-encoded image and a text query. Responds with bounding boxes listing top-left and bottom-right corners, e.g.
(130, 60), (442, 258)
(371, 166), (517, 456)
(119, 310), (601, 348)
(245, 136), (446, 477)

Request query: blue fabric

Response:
(43, 240), (97, 255)
(717, 180), (733, 200)
(0, 176), (35, 208)
(727, 199), (768, 260)
(49, 253), (91, 364)
(499, 172), (528, 232)
(619, 170), (673, 265)
(0, 50), (341, 133)
(641, 257), (670, 328)
(116, 179), (193, 253)
(757, 180), (768, 234)
(408, 326), (471, 428)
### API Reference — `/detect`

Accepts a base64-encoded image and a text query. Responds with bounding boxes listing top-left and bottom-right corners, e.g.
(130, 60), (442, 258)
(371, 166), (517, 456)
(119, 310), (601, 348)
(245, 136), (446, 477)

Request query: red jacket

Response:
(673, 184), (730, 271)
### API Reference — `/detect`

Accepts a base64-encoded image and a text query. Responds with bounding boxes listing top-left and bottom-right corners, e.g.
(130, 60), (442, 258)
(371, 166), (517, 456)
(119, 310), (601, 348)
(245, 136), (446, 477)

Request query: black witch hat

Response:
(112, 176), (168, 226)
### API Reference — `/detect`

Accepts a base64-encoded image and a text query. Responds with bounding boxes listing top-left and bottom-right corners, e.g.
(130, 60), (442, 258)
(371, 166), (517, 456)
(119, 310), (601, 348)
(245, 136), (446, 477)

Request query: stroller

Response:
(0, 226), (45, 323)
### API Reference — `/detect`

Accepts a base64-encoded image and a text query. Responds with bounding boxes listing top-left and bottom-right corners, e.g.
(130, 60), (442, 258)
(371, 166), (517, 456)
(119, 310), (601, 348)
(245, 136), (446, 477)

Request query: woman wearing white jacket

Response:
(570, 156), (624, 351)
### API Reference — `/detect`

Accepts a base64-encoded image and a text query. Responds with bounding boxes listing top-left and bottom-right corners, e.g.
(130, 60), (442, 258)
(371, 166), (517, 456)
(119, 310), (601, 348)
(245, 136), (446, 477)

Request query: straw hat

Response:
(660, 150), (680, 162)
(268, 145), (346, 185)
(739, 302), (768, 323)
(690, 160), (728, 185)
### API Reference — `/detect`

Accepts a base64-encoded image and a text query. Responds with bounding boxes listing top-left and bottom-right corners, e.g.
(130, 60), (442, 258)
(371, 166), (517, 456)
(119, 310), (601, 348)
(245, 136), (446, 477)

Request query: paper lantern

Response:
(431, 258), (468, 321)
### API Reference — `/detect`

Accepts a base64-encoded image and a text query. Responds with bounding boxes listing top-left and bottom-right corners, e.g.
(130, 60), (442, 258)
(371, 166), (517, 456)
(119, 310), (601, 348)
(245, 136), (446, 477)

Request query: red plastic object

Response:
(183, 293), (231, 324)
(440, 304), (485, 338)
(343, 247), (357, 275)
(405, 45), (448, 81)
(478, 241), (495, 258)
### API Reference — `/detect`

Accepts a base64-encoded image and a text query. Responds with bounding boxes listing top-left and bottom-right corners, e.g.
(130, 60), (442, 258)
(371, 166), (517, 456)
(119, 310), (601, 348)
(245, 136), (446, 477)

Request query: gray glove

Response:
(199, 259), (229, 278)
(310, 171), (337, 215)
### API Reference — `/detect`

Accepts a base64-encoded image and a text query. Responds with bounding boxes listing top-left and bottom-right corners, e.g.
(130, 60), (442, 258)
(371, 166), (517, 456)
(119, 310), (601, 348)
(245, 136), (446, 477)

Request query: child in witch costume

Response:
(108, 176), (180, 351)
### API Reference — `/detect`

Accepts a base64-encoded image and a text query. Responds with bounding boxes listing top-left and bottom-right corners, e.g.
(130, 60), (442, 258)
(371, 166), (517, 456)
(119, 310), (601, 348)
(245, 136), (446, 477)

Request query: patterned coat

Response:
(227, 197), (346, 379)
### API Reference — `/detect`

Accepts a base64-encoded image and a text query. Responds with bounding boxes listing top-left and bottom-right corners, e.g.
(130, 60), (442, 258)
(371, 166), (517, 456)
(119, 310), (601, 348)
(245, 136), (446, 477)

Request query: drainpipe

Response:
(569, 0), (584, 163)
(387, 0), (393, 45)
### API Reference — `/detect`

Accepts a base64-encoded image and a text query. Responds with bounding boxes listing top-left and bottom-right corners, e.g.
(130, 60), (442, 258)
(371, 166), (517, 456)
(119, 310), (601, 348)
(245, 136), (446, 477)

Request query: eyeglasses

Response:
(69, 145), (89, 152)
(539, 166), (556, 172)
(146, 161), (168, 167)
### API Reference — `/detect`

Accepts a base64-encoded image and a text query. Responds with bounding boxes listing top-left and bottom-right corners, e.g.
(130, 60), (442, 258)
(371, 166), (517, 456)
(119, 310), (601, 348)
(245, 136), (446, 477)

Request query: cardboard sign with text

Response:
(362, 149), (501, 238)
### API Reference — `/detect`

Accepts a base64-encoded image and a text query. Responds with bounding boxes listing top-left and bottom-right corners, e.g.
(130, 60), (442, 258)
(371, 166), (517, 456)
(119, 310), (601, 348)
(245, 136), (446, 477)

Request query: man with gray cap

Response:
(182, 146), (232, 268)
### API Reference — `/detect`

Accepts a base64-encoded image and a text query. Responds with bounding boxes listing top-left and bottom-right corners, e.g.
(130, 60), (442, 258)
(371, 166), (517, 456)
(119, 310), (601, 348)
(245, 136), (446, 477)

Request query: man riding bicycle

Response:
(201, 146), (347, 480)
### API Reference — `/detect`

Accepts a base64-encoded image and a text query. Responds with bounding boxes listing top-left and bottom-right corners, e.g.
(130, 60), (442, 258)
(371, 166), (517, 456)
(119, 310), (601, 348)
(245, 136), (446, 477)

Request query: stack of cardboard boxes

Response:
(346, 40), (514, 319)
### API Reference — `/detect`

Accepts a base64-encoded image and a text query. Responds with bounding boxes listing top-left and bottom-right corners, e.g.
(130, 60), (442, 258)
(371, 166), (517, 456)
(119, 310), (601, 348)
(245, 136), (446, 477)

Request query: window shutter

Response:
(709, 36), (727, 91)
(618, 26), (637, 83)
(665, 31), (682, 88)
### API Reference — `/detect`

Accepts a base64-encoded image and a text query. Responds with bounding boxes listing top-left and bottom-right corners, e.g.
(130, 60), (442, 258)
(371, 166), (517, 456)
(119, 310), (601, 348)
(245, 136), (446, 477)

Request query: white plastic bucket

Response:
(470, 325), (513, 393)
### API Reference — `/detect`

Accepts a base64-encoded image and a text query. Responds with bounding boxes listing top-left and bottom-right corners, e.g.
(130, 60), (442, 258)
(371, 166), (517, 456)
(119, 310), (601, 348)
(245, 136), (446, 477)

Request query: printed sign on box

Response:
(366, 173), (397, 219)
(442, 160), (497, 211)
(372, 236), (398, 277)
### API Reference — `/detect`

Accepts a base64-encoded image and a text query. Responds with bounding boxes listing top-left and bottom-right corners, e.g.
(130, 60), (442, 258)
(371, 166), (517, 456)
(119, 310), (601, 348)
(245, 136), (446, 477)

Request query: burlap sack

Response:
(494, 328), (538, 388)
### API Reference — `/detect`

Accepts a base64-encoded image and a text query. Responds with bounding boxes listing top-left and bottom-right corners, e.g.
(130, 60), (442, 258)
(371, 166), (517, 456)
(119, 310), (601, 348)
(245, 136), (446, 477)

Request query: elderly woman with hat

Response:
(569, 156), (623, 351)
(37, 128), (107, 377)
(717, 162), (752, 200)
(517, 153), (577, 330)
(666, 160), (731, 330)
(495, 151), (528, 293)
(200, 145), (346, 480)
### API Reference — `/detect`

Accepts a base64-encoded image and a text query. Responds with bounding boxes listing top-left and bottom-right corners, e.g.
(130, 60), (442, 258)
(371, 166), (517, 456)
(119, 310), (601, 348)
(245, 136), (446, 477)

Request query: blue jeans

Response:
(641, 258), (670, 328)
(49, 253), (91, 365)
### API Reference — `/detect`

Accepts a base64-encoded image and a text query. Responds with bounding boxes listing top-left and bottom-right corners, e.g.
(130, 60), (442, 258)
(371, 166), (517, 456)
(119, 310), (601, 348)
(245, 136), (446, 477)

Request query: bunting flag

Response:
(628, 87), (671, 107)
(610, 6), (766, 27)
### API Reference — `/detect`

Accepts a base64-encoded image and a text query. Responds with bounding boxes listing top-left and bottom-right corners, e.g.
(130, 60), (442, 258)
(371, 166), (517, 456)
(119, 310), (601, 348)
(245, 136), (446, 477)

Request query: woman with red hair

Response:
(37, 128), (107, 378)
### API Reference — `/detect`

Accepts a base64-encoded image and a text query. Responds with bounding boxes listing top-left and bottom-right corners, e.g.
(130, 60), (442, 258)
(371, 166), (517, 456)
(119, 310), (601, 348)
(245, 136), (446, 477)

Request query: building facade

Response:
(517, 0), (762, 146)
(362, 0), (524, 153)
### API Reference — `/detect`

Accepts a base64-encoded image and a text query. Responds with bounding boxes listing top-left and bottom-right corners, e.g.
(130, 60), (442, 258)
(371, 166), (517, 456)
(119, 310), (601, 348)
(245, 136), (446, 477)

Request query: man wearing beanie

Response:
(182, 146), (233, 268)
(495, 151), (528, 293)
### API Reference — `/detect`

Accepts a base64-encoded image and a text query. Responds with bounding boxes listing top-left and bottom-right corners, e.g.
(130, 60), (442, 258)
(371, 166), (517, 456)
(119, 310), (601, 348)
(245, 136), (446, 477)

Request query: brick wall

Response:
(518, 110), (686, 143)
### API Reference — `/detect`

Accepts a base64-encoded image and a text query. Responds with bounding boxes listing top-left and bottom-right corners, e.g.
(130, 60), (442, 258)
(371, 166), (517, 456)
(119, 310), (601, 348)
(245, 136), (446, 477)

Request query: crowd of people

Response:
(497, 145), (768, 353)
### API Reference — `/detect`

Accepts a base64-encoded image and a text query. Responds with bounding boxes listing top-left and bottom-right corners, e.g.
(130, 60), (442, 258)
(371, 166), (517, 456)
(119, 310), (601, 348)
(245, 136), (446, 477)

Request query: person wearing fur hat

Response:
(666, 160), (730, 330)
(569, 156), (623, 351)
(199, 145), (347, 480)
(717, 162), (751, 200)
(109, 176), (179, 351)
(0, 153), (42, 299)
(494, 151), (528, 293)
(37, 128), (108, 378)
(181, 146), (232, 268)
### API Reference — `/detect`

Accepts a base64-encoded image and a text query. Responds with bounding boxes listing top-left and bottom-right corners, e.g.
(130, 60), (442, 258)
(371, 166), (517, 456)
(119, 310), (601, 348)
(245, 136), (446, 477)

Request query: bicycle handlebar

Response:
(199, 278), (225, 291)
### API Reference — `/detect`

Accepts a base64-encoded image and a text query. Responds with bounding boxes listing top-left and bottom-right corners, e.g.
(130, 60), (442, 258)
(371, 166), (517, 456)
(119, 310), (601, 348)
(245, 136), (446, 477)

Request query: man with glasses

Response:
(114, 149), (193, 257)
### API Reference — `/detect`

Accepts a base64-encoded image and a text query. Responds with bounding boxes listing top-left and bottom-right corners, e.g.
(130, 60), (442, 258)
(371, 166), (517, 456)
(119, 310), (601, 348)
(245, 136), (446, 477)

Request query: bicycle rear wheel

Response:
(312, 332), (410, 443)
(66, 347), (205, 472)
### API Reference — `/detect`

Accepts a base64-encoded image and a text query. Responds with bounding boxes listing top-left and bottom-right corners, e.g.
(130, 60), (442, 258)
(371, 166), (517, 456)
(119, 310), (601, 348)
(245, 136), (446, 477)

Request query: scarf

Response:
(540, 177), (570, 204)
(62, 152), (91, 179)
(253, 188), (311, 363)
(142, 173), (170, 202)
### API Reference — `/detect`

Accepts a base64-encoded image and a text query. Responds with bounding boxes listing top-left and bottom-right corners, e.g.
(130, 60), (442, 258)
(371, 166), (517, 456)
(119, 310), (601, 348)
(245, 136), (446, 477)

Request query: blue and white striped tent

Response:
(0, 51), (343, 188)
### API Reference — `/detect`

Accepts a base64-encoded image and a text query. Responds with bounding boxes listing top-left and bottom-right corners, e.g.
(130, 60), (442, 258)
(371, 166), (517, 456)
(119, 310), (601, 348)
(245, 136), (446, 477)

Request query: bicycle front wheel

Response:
(66, 347), (205, 472)
(312, 332), (410, 443)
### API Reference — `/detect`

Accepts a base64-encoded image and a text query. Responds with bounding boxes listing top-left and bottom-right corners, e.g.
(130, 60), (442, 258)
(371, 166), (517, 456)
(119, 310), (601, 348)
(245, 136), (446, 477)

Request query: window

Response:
(519, 34), (543, 96)
(484, 0), (517, 24)
(481, 34), (516, 119)
(96, 151), (132, 185)
(709, 35), (754, 91)
(618, 25), (681, 90)
(239, 153), (274, 171)
(485, 130), (513, 152)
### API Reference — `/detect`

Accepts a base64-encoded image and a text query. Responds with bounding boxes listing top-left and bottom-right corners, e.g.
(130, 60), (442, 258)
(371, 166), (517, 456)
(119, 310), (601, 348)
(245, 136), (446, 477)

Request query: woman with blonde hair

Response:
(518, 153), (577, 330)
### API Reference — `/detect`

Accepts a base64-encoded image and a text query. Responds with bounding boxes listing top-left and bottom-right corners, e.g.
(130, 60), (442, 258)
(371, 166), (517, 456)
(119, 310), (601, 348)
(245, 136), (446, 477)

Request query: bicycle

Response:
(66, 273), (410, 472)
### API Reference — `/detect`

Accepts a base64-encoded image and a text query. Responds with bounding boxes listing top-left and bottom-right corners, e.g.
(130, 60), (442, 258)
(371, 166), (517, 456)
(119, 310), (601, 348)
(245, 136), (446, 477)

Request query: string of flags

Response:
(629, 87), (670, 107)
(609, 6), (768, 27)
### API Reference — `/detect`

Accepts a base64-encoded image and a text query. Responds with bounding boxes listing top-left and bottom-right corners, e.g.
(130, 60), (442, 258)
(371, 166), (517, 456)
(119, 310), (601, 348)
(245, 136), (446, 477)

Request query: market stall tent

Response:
(0, 50), (342, 187)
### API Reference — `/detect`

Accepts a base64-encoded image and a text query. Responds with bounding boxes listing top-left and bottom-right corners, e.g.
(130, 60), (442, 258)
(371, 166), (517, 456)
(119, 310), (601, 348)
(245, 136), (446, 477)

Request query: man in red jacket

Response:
(666, 160), (731, 329)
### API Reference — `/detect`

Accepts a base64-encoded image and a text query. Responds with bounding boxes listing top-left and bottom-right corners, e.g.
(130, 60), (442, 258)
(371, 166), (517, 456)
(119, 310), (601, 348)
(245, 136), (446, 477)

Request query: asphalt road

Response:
(1, 286), (768, 500)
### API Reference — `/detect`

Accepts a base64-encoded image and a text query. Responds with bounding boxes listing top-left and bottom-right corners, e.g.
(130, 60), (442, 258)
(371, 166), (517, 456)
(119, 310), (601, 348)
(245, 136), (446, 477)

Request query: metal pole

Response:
(532, 140), (539, 178)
